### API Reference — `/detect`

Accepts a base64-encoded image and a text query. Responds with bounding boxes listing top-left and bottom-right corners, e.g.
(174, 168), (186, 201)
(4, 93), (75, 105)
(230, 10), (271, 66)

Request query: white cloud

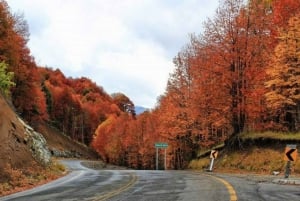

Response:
(7, 0), (219, 108)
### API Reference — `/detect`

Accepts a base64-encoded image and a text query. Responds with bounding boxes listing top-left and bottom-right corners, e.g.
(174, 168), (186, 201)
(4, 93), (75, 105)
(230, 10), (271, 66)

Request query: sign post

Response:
(209, 150), (218, 172)
(155, 142), (168, 170)
(284, 144), (297, 178)
(156, 146), (159, 170)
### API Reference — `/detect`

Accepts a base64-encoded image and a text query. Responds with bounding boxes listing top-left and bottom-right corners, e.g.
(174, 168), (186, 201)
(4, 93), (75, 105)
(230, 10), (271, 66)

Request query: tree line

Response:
(0, 0), (134, 146)
(93, 0), (300, 169)
(1, 0), (300, 170)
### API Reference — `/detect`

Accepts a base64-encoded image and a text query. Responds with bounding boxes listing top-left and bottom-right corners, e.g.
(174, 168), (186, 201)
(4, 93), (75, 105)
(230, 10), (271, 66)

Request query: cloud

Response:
(7, 0), (219, 108)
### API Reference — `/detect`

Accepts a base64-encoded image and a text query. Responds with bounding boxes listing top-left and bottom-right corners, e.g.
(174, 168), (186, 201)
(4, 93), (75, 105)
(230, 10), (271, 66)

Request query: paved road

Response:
(1, 160), (300, 201)
(215, 173), (300, 201)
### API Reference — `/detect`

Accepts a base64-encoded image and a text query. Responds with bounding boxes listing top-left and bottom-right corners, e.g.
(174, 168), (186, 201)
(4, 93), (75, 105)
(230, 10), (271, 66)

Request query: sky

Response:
(7, 0), (219, 108)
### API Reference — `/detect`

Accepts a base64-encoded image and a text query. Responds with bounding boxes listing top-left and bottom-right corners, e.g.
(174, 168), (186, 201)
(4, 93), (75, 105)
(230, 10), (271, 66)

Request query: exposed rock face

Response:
(49, 148), (81, 158)
(35, 123), (99, 160)
(0, 95), (52, 175)
(17, 117), (51, 166)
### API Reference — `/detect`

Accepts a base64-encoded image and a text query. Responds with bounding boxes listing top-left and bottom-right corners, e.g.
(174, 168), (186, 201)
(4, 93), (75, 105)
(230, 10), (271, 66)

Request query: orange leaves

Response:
(153, 0), (280, 167)
(272, 0), (300, 30)
(265, 14), (300, 131)
(111, 92), (136, 116)
(91, 111), (160, 169)
(0, 1), (51, 124)
(92, 114), (117, 162)
(40, 68), (122, 144)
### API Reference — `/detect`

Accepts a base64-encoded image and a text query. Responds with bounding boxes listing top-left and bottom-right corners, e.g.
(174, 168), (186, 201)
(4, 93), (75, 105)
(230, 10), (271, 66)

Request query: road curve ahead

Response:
(2, 160), (299, 201)
(1, 160), (136, 201)
(1, 160), (234, 201)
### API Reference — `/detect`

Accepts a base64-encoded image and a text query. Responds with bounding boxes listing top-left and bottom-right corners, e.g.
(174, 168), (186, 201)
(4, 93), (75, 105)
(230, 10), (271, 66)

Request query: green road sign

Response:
(155, 142), (168, 148)
(155, 142), (168, 170)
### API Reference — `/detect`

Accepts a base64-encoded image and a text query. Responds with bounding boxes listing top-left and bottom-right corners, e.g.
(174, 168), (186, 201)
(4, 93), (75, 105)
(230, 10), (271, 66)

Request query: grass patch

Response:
(240, 131), (300, 141)
(215, 146), (300, 175)
(50, 160), (66, 173)
(192, 132), (300, 175)
(197, 143), (225, 158)
(189, 158), (210, 170)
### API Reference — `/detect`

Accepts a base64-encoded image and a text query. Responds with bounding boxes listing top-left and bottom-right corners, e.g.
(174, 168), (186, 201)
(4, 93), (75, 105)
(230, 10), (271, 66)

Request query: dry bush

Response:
(0, 161), (66, 196)
(189, 158), (210, 170)
(293, 159), (300, 174)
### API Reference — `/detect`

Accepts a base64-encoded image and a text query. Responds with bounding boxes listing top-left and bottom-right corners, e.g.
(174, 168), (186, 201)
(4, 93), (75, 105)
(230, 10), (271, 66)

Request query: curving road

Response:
(1, 160), (135, 201)
(1, 160), (299, 201)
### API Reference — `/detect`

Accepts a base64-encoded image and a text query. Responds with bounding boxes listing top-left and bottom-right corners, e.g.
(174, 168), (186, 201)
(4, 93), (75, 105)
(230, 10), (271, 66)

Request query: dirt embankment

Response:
(35, 123), (98, 160)
(0, 96), (41, 180)
(215, 138), (300, 175)
(0, 93), (98, 174)
(190, 136), (300, 176)
(0, 94), (99, 195)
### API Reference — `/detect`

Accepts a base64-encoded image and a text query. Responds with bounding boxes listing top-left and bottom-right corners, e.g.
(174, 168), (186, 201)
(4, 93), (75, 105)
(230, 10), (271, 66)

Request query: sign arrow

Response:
(286, 148), (296, 161)
(210, 150), (218, 159)
(212, 151), (217, 159)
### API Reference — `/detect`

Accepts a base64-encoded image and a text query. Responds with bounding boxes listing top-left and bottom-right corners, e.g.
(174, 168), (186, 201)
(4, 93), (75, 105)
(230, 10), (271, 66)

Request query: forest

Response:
(1, 0), (300, 170)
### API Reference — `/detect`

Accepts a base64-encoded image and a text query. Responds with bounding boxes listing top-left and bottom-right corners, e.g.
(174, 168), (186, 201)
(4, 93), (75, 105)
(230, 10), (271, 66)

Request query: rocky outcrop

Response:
(49, 148), (82, 158)
(17, 117), (51, 166)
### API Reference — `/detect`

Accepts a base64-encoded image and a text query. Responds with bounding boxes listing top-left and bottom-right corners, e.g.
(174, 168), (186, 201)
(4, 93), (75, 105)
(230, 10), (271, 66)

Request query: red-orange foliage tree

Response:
(272, 0), (300, 31)
(202, 0), (273, 135)
(265, 14), (300, 131)
(3, 0), (300, 170)
(0, 0), (48, 124)
(152, 0), (275, 169)
(39, 68), (120, 144)
(92, 108), (160, 169)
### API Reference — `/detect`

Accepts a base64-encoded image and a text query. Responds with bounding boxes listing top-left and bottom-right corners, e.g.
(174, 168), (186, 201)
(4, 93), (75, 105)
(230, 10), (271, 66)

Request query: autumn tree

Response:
(93, 113), (133, 165)
(265, 14), (300, 131)
(272, 0), (300, 32)
(125, 111), (159, 169)
(201, 0), (273, 134)
(163, 52), (203, 168)
(92, 114), (117, 162)
(111, 92), (136, 117)
(42, 71), (84, 140)
(0, 0), (48, 124)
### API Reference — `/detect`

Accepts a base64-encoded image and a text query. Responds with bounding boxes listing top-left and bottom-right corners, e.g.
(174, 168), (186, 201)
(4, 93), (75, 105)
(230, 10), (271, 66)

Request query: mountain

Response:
(135, 106), (148, 115)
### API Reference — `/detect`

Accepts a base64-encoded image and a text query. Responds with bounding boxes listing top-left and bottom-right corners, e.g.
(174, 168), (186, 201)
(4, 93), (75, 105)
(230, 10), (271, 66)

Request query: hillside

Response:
(0, 96), (49, 175)
(0, 94), (99, 195)
(35, 123), (98, 159)
(190, 134), (300, 176)
(1, 0), (300, 173)
(0, 95), (53, 195)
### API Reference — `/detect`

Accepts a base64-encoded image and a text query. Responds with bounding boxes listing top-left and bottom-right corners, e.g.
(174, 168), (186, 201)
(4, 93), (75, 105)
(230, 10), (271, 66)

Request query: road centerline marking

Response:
(93, 172), (137, 201)
(206, 174), (238, 201)
(191, 171), (238, 201)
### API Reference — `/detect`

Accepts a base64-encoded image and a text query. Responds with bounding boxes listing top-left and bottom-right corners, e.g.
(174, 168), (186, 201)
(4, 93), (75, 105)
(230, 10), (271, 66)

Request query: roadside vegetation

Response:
(0, 160), (66, 196)
(92, 0), (300, 170)
(1, 0), (300, 184)
(240, 132), (300, 141)
(189, 132), (300, 175)
(219, 146), (300, 176)
(0, 61), (15, 97)
(190, 148), (300, 175)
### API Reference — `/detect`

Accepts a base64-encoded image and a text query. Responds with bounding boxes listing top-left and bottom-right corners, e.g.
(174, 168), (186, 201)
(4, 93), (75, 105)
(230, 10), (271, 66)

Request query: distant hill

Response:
(135, 106), (148, 115)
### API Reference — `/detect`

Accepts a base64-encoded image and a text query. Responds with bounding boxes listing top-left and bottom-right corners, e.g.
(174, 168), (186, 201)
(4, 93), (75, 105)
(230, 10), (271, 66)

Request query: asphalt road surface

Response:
(1, 160), (299, 201)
